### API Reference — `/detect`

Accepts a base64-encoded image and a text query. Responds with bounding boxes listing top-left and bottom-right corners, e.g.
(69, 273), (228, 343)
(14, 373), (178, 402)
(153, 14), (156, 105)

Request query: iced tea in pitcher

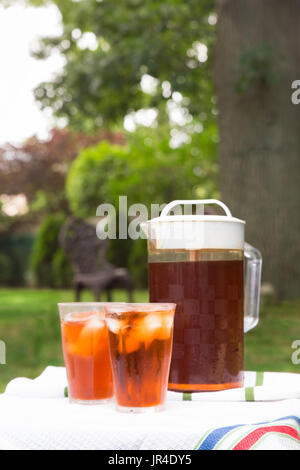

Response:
(149, 251), (244, 391)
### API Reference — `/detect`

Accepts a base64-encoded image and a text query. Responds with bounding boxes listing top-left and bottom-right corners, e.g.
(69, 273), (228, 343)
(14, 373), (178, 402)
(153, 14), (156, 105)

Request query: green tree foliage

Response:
(67, 126), (218, 217)
(0, 1), (45, 5)
(4, 0), (219, 288)
(29, 0), (216, 132)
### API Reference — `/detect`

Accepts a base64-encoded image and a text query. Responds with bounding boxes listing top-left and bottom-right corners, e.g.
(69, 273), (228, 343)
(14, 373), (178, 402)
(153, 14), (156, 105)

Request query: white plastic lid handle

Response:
(160, 199), (232, 218)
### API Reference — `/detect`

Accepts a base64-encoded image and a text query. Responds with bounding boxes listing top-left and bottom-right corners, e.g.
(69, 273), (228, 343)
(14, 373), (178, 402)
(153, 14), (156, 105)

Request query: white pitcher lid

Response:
(141, 199), (245, 250)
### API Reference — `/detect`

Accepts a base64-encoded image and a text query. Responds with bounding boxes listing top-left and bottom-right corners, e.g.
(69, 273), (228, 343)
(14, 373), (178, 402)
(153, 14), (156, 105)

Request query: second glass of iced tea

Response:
(105, 303), (175, 412)
(58, 303), (114, 404)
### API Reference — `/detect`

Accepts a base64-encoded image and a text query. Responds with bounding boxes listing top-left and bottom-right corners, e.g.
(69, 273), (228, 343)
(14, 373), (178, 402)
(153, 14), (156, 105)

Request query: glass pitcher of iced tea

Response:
(141, 199), (262, 393)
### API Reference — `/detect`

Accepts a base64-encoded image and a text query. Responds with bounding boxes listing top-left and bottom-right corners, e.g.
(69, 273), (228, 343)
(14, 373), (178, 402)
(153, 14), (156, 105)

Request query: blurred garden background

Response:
(0, 0), (299, 391)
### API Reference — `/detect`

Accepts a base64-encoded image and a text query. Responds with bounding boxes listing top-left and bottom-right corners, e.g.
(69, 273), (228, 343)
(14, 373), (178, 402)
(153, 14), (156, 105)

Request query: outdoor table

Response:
(0, 367), (299, 450)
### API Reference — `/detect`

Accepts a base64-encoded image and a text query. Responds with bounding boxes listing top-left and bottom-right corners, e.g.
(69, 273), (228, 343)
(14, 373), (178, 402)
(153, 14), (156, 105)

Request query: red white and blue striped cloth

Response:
(195, 415), (300, 450)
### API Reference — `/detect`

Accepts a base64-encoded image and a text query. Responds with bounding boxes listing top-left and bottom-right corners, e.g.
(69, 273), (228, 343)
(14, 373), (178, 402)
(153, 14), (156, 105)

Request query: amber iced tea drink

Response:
(105, 303), (175, 412)
(58, 303), (114, 404)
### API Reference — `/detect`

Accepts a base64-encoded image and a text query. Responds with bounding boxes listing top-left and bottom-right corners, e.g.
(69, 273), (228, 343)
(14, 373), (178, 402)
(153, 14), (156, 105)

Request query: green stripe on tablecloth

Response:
(64, 386), (68, 397)
(255, 371), (264, 386)
(245, 387), (255, 401)
(183, 393), (192, 401)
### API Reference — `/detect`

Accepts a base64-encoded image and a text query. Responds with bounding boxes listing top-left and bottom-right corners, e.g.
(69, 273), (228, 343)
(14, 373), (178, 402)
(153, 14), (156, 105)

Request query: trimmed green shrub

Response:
(66, 141), (130, 217)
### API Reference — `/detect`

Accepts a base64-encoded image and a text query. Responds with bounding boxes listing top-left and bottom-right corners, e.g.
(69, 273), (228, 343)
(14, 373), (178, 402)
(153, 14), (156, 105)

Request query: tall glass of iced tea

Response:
(58, 303), (114, 404)
(105, 303), (175, 412)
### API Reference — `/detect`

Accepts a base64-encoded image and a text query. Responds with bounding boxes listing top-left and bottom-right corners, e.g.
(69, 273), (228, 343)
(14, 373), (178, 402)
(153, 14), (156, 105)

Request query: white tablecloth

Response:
(1, 367), (300, 450)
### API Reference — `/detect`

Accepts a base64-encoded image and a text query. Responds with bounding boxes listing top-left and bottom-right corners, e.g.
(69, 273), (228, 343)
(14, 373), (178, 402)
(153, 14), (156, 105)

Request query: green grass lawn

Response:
(0, 288), (299, 392)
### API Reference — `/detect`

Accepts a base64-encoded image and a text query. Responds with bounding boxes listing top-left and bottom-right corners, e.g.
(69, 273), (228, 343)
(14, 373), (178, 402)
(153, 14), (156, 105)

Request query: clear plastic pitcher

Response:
(141, 199), (262, 392)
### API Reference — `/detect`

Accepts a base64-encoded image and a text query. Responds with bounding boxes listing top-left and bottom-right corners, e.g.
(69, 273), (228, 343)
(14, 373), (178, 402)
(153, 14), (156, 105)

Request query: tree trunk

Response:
(214, 0), (300, 299)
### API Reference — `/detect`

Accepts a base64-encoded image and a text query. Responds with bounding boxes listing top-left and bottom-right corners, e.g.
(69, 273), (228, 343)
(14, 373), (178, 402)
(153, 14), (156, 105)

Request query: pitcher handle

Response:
(160, 199), (233, 217)
(244, 242), (262, 333)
